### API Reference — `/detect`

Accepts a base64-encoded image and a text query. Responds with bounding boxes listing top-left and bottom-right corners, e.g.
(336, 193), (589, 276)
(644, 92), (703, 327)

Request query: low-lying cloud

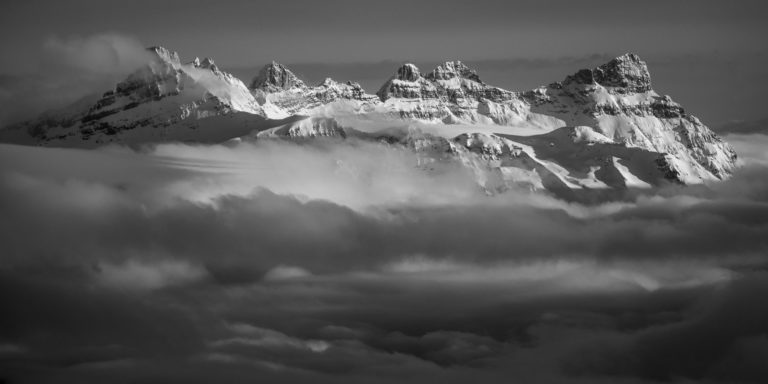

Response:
(1, 137), (767, 383)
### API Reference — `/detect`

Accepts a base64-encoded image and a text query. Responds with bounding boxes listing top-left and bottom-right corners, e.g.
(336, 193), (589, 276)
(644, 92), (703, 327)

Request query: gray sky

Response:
(2, 0), (767, 66)
(1, 0), (767, 124)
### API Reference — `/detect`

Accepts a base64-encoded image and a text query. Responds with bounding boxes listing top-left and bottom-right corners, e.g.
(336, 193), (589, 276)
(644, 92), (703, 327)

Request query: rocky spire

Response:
(426, 61), (482, 83)
(377, 63), (425, 100)
(596, 53), (651, 91)
(395, 63), (421, 82)
(250, 62), (307, 92)
(566, 53), (652, 92)
(199, 57), (219, 72)
(147, 46), (181, 67)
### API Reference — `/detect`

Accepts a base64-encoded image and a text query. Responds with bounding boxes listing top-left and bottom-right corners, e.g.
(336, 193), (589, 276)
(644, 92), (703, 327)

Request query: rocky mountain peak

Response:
(597, 53), (651, 91)
(189, 57), (219, 72)
(250, 61), (307, 92)
(566, 53), (652, 92)
(319, 77), (336, 87)
(199, 57), (219, 72)
(395, 63), (421, 82)
(147, 46), (181, 66)
(1, 47), (735, 186)
(427, 60), (482, 83)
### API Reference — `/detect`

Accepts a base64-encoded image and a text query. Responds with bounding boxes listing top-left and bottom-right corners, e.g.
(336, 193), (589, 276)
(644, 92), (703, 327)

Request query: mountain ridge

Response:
(0, 46), (737, 193)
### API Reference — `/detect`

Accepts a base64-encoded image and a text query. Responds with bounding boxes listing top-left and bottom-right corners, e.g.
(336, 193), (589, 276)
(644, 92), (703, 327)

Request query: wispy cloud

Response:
(0, 33), (153, 126)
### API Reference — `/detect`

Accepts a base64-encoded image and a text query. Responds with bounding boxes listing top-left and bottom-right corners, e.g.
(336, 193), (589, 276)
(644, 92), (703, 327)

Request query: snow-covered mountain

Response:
(521, 54), (736, 183)
(248, 55), (736, 189)
(0, 46), (737, 192)
(0, 47), (295, 147)
(249, 62), (379, 117)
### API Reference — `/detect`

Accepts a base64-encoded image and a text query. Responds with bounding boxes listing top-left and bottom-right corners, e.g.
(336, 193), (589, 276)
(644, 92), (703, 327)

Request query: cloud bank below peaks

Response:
(1, 137), (768, 383)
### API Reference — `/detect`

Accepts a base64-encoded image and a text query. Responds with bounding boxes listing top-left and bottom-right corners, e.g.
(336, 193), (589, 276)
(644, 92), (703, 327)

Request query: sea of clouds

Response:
(1, 132), (767, 383)
(1, 30), (767, 383)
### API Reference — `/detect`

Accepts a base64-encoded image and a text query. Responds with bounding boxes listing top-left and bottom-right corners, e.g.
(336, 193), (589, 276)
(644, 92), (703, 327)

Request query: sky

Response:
(1, 0), (768, 125)
(1, 0), (767, 66)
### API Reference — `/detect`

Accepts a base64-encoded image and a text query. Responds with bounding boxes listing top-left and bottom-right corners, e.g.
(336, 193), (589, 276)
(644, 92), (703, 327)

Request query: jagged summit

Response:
(147, 46), (181, 66)
(377, 60), (509, 102)
(187, 57), (219, 72)
(199, 57), (219, 72)
(250, 61), (307, 92)
(395, 63), (421, 82)
(600, 53), (651, 90)
(377, 63), (432, 100)
(0, 46), (736, 188)
(426, 60), (482, 83)
(565, 53), (651, 92)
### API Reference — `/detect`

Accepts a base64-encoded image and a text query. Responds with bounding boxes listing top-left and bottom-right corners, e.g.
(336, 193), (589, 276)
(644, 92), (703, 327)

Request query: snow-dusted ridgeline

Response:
(0, 46), (737, 192)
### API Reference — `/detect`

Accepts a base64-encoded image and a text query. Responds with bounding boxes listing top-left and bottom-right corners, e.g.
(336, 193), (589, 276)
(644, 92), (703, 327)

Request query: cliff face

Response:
(523, 53), (736, 181)
(250, 63), (379, 117)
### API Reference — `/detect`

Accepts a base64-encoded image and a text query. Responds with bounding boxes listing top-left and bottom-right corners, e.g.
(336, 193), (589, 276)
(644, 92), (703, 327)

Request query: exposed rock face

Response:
(376, 63), (437, 100)
(598, 53), (652, 92)
(522, 54), (736, 181)
(426, 61), (482, 83)
(373, 55), (734, 182)
(564, 53), (651, 93)
(107, 48), (185, 105)
(397, 63), (421, 82)
(250, 62), (307, 92)
(314, 78), (379, 104)
(374, 61), (519, 124)
(195, 57), (219, 72)
(377, 61), (513, 103)
(251, 62), (379, 116)
(148, 46), (181, 66)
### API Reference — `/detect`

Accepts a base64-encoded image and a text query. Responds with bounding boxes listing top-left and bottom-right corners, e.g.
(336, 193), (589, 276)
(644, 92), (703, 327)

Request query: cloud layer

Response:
(1, 137), (768, 383)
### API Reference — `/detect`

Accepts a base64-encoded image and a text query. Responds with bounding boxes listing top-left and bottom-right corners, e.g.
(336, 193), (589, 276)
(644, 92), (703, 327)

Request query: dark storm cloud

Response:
(2, 140), (768, 382)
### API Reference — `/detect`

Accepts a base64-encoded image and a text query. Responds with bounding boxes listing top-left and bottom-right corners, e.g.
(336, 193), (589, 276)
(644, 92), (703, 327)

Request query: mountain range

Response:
(0, 46), (738, 193)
